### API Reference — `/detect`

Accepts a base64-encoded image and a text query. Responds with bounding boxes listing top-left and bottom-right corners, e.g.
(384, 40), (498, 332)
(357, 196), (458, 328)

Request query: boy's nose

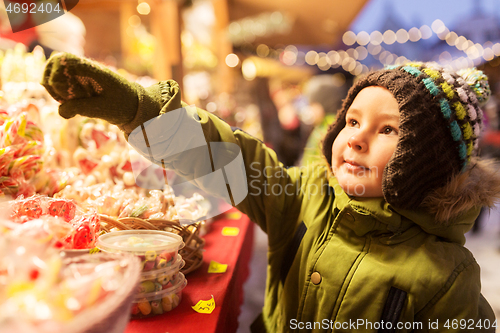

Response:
(347, 134), (368, 152)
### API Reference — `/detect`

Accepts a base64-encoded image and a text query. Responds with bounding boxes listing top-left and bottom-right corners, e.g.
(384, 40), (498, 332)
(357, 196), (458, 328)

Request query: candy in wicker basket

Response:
(98, 214), (205, 274)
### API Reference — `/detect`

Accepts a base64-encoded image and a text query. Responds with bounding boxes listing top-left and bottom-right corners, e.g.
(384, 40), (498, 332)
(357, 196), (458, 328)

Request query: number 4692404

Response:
(444, 319), (497, 330)
(5, 1), (62, 14)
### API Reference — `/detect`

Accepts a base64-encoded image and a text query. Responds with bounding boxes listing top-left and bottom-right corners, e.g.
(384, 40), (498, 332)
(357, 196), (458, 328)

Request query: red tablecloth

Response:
(125, 210), (254, 333)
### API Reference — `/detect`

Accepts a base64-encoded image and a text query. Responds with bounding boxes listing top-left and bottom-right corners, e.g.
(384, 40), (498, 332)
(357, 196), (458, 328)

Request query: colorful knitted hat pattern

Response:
(322, 62), (491, 209)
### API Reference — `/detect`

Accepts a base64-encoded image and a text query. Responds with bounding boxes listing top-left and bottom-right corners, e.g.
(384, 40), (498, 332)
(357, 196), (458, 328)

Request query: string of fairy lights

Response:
(129, 0), (500, 78)
(248, 19), (500, 77)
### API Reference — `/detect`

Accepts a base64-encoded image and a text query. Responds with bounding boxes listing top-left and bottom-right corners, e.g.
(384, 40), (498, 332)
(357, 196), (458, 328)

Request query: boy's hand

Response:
(41, 53), (141, 127)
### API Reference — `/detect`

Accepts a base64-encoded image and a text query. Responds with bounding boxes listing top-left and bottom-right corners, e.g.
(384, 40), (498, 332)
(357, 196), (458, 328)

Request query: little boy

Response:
(42, 54), (498, 332)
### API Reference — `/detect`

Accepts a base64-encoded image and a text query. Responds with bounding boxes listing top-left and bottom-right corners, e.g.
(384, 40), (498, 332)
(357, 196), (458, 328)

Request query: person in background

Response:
(300, 74), (349, 166)
(268, 79), (310, 167)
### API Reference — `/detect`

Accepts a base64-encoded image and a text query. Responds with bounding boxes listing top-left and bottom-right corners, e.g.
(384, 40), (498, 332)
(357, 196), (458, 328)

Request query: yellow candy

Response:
(156, 258), (167, 269)
(137, 300), (152, 315)
(145, 250), (157, 261)
(157, 273), (171, 285)
(171, 293), (180, 307)
(162, 295), (172, 312)
(138, 281), (155, 293)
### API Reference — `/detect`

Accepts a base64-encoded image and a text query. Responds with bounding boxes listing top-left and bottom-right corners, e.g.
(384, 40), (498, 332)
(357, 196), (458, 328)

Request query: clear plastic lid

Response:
(96, 230), (184, 254)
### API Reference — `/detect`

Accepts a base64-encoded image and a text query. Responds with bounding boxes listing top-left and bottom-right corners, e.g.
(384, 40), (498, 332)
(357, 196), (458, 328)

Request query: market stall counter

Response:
(125, 209), (255, 333)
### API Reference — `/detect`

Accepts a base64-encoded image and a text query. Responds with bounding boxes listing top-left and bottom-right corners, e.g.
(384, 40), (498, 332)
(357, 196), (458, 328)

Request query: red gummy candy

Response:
(69, 213), (100, 249)
(121, 160), (132, 172)
(78, 158), (98, 174)
(29, 269), (40, 280)
(48, 199), (76, 222)
(72, 224), (91, 249)
(16, 197), (43, 219)
(91, 129), (110, 149)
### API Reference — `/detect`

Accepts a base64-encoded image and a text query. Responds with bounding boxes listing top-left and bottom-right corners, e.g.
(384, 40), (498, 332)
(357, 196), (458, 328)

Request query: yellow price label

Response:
(192, 296), (216, 314)
(227, 211), (242, 220)
(221, 227), (239, 236)
(208, 260), (228, 273)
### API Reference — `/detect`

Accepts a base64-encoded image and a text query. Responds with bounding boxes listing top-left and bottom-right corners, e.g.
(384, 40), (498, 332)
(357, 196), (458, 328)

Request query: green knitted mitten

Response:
(41, 52), (163, 130)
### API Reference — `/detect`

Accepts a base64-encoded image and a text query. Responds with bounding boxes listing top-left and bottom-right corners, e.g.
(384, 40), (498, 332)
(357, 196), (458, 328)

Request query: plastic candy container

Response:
(96, 230), (184, 274)
(138, 254), (185, 293)
(97, 230), (186, 318)
(0, 223), (142, 333)
(131, 272), (187, 318)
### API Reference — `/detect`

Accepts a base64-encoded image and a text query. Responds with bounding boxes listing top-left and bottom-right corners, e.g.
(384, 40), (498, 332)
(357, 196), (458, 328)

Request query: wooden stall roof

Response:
(228, 0), (369, 47)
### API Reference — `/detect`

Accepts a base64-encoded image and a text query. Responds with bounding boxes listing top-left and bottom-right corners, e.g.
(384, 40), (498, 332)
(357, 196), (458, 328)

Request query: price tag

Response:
(192, 296), (216, 314)
(208, 260), (228, 273)
(227, 211), (242, 220)
(221, 227), (239, 236)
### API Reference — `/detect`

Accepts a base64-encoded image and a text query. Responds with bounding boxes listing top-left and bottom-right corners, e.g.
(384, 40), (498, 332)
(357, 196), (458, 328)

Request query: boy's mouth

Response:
(344, 159), (369, 172)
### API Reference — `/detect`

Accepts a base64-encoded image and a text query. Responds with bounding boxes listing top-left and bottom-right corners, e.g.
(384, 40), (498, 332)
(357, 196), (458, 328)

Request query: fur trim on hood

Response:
(421, 158), (500, 224)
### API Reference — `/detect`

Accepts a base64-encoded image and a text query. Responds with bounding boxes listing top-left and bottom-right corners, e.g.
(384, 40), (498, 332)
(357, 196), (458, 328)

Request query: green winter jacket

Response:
(124, 81), (496, 333)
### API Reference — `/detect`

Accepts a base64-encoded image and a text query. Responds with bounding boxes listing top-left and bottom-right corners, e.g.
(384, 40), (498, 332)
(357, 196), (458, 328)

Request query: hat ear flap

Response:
(322, 118), (345, 166)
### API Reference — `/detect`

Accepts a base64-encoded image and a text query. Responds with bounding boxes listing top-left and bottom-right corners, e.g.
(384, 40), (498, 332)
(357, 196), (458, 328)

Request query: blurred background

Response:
(1, 0), (499, 331)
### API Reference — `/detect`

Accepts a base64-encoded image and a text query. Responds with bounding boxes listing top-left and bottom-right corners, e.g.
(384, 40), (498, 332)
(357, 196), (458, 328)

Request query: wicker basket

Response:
(98, 214), (205, 274)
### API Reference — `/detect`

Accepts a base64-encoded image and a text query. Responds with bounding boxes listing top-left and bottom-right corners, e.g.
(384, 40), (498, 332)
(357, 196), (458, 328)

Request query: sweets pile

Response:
(0, 103), (208, 222)
(7, 195), (100, 250)
(56, 179), (207, 222)
(0, 105), (67, 198)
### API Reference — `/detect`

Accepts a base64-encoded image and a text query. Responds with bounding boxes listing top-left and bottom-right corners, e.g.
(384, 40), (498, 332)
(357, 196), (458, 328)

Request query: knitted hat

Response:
(322, 62), (491, 209)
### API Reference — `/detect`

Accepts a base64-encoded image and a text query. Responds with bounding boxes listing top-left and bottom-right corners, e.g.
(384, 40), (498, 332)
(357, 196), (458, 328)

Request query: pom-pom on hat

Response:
(322, 62), (491, 210)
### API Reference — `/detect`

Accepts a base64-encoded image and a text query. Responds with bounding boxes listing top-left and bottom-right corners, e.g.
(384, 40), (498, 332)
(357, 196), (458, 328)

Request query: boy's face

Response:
(331, 86), (400, 197)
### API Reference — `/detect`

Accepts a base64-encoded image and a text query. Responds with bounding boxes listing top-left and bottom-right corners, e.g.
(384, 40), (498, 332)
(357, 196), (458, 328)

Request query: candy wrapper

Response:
(55, 180), (208, 223)
(0, 224), (141, 333)
(6, 195), (100, 250)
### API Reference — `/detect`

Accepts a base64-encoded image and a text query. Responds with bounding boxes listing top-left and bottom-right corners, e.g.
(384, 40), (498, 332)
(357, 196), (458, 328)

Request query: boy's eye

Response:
(382, 126), (397, 135)
(348, 119), (359, 127)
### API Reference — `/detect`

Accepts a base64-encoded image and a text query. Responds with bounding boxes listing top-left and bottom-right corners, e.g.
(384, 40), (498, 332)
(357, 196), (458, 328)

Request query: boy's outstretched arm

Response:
(41, 53), (305, 246)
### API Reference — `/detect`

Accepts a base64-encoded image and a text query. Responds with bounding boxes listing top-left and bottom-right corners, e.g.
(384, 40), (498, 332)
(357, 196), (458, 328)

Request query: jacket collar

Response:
(328, 177), (476, 245)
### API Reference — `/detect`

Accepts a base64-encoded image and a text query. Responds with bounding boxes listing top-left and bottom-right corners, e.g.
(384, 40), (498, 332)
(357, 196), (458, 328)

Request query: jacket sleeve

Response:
(415, 259), (496, 332)
(124, 80), (305, 248)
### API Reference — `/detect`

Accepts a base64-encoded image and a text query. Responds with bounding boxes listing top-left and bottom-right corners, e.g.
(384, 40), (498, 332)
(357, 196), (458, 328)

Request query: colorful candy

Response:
(0, 108), (64, 199)
(151, 300), (163, 315)
(137, 300), (152, 316)
(8, 195), (100, 250)
(143, 260), (155, 271)
(156, 257), (167, 269)
(138, 281), (156, 293)
(145, 250), (157, 261)
(131, 273), (186, 318)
